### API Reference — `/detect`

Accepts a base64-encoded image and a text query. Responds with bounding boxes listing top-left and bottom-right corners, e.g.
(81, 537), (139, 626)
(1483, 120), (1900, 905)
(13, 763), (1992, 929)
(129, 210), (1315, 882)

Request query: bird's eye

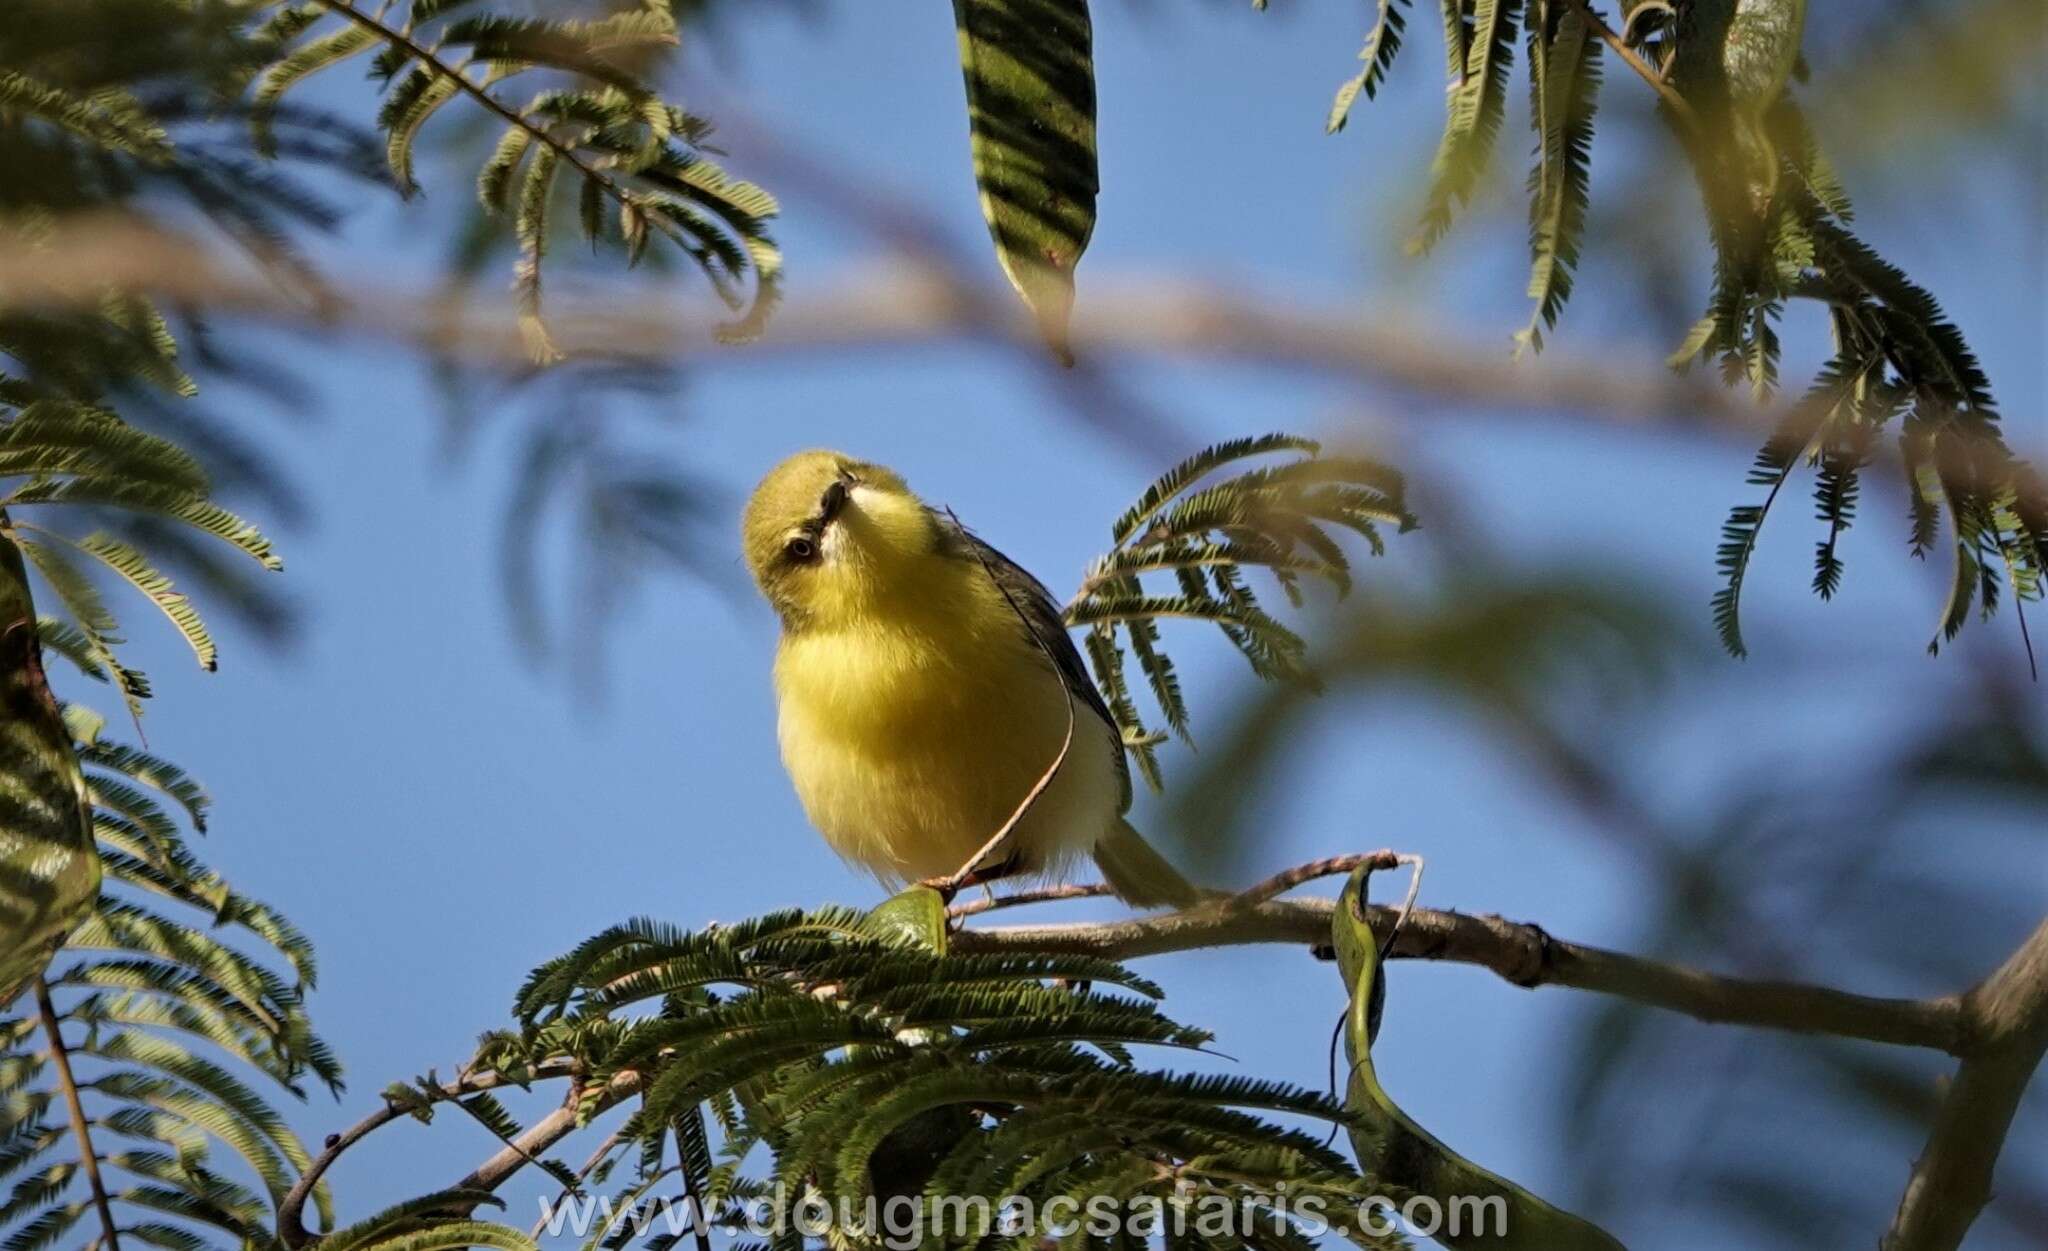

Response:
(785, 536), (818, 562)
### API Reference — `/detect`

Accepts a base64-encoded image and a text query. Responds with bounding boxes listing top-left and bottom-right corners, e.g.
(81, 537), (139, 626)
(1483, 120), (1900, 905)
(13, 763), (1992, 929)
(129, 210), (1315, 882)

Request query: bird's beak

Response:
(818, 477), (850, 527)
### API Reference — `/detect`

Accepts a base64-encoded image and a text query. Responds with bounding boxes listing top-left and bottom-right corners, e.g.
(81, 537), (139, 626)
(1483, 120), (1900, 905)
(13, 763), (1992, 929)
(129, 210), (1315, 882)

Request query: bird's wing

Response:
(935, 512), (1132, 808)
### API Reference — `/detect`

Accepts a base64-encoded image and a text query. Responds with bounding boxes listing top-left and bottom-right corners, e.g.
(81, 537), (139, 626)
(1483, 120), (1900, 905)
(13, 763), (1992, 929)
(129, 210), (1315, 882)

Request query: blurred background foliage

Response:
(1, 1), (2043, 1249)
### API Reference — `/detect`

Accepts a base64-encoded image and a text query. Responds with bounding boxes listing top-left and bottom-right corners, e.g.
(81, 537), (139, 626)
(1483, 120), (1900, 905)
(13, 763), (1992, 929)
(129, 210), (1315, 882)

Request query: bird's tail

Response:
(1092, 819), (1213, 910)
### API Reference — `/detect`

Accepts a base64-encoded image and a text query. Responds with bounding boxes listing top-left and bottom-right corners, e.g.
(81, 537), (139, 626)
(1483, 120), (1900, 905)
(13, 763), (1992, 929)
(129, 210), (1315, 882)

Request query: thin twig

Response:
(951, 850), (1417, 919)
(948, 883), (1112, 918)
(449, 1070), (644, 1199)
(277, 1061), (580, 1248)
(310, 0), (652, 216)
(1385, 853), (1426, 952)
(34, 978), (120, 1251)
(1233, 851), (1403, 908)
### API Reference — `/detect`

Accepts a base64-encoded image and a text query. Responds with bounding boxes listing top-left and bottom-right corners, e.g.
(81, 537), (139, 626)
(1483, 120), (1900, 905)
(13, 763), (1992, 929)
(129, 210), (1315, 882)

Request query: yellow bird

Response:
(743, 450), (1204, 908)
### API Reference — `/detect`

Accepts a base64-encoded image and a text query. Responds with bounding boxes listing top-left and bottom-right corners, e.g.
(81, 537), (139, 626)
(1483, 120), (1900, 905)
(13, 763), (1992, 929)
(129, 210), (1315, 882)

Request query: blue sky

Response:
(85, 4), (2044, 1248)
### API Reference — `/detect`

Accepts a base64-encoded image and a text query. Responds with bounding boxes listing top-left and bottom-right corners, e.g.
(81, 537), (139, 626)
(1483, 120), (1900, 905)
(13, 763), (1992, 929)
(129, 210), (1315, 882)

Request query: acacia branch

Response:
(274, 877), (2032, 1249)
(1883, 918), (2048, 1251)
(0, 219), (1772, 439)
(952, 884), (1969, 1054)
(449, 1070), (643, 1198)
(1233, 850), (1403, 908)
(277, 1064), (643, 1248)
(34, 978), (120, 1251)
(278, 1061), (574, 1247)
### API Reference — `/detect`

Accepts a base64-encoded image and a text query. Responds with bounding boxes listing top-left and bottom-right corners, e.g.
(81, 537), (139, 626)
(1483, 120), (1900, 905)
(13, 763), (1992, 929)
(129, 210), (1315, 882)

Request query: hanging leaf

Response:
(0, 528), (99, 1007)
(1721, 0), (1808, 120)
(13, 531), (154, 725)
(1411, 0), (1522, 254)
(953, 0), (1099, 364)
(250, 1), (779, 348)
(1333, 867), (1625, 1250)
(1517, 1), (1602, 355)
(73, 532), (218, 671)
(1327, 0), (1412, 134)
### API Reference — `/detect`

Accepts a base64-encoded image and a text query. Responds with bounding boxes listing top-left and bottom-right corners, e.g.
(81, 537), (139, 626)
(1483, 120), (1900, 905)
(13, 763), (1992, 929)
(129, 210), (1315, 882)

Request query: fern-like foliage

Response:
(1, 402), (282, 726)
(250, 0), (782, 357)
(462, 364), (723, 679)
(0, 0), (376, 313)
(1516, 1), (1600, 355)
(1411, 0), (1523, 254)
(1, 0), (375, 643)
(340, 906), (1405, 1251)
(1066, 435), (1413, 790)
(1313, 0), (2044, 661)
(1684, 117), (2043, 661)
(309, 1192), (537, 1251)
(0, 724), (340, 1251)
(1326, 0), (1411, 134)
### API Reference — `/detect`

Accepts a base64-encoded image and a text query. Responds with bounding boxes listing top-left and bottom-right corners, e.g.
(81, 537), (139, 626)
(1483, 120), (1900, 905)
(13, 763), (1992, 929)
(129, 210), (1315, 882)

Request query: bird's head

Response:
(742, 450), (939, 628)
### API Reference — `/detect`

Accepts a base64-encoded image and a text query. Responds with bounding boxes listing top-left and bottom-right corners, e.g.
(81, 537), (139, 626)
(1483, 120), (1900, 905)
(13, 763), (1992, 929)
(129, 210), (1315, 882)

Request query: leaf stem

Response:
(673, 1122), (714, 1251)
(34, 976), (121, 1251)
(1562, 0), (1696, 128)
(309, 0), (637, 215)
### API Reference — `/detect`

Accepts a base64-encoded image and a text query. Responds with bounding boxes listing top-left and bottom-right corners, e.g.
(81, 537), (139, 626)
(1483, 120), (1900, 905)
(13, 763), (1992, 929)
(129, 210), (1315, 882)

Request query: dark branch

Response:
(0, 222), (1774, 440)
(1883, 918), (2048, 1251)
(279, 869), (2018, 1247)
(449, 1070), (643, 1199)
(953, 890), (1968, 1054)
(277, 1061), (576, 1248)
(35, 978), (120, 1251)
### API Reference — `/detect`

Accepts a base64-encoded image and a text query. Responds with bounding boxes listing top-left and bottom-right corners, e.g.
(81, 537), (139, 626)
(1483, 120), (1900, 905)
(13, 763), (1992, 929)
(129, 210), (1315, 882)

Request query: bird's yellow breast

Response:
(772, 568), (1119, 885)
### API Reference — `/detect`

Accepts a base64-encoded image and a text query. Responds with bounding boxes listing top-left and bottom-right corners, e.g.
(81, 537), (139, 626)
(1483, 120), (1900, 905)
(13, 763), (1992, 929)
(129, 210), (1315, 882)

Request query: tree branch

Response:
(275, 876), (2030, 1249)
(277, 1064), (643, 1247)
(1883, 918), (2048, 1251)
(278, 1061), (573, 1247)
(952, 889), (1968, 1054)
(1233, 850), (1403, 908)
(0, 219), (1773, 439)
(449, 1070), (643, 1198)
(34, 977), (120, 1251)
